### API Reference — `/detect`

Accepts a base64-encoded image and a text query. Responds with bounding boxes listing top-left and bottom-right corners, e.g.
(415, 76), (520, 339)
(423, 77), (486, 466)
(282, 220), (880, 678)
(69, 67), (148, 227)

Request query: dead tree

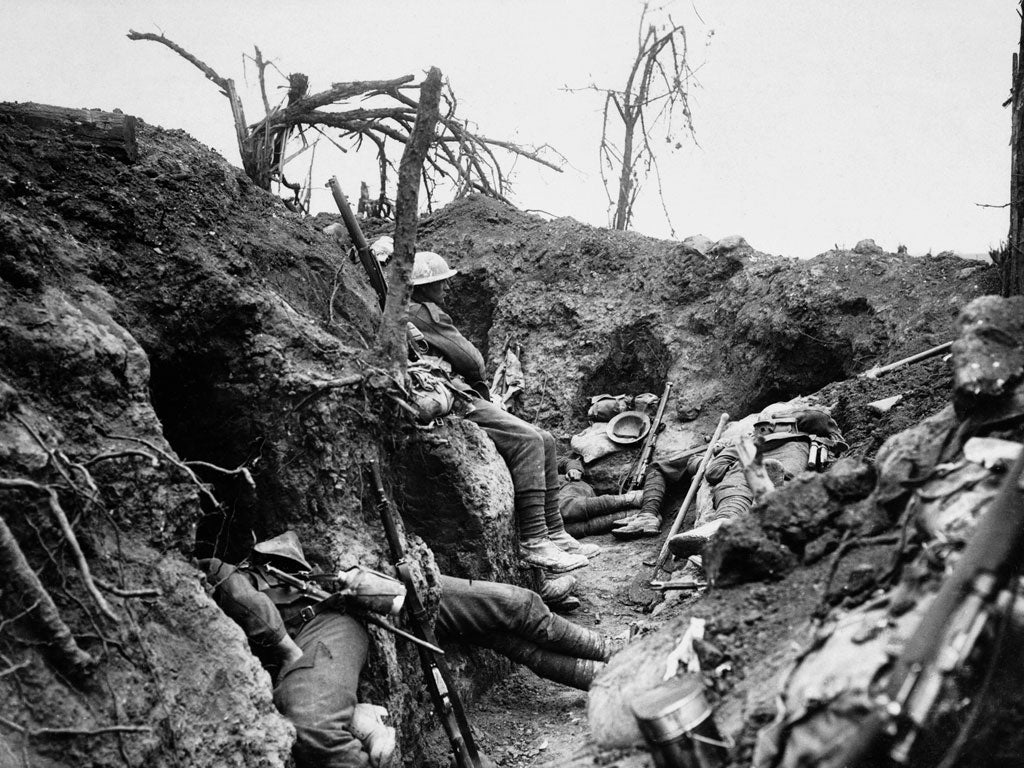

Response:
(378, 68), (443, 375)
(127, 31), (564, 212)
(1006, 3), (1024, 296)
(568, 5), (699, 233)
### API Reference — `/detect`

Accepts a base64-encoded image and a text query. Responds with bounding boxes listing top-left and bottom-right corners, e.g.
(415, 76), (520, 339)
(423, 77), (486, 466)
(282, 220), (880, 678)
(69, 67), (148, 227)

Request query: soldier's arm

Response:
(199, 558), (302, 664)
(409, 304), (487, 382)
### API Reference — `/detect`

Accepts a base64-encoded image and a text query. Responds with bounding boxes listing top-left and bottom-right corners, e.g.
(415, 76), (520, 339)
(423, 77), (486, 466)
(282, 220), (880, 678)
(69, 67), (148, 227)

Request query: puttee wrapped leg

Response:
(487, 635), (605, 690)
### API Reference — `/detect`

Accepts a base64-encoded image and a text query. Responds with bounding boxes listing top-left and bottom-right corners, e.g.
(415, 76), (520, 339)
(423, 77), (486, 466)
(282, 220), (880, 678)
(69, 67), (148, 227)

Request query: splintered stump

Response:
(0, 102), (138, 162)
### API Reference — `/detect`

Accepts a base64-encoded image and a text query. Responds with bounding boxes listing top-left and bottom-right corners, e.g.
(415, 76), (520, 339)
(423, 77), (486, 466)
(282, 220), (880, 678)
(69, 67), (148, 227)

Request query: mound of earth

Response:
(413, 195), (997, 441)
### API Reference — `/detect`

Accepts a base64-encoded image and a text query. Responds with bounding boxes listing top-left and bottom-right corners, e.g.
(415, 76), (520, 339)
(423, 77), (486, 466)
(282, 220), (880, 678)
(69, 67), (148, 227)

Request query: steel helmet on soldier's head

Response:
(252, 530), (312, 571)
(410, 251), (458, 286)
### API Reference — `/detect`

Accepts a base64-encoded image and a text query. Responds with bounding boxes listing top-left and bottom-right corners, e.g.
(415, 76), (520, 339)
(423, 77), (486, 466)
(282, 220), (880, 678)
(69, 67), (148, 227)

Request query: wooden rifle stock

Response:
(621, 381), (673, 493)
(328, 176), (388, 310)
(367, 461), (487, 768)
(836, 444), (1024, 767)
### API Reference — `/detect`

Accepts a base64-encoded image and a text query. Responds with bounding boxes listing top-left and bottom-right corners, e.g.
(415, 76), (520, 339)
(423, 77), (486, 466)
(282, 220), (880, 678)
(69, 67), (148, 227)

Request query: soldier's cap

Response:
(252, 530), (312, 571)
(607, 410), (652, 445)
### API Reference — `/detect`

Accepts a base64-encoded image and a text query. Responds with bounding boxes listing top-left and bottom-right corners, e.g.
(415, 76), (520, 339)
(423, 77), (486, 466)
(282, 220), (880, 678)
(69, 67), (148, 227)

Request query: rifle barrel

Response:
(328, 176), (387, 309)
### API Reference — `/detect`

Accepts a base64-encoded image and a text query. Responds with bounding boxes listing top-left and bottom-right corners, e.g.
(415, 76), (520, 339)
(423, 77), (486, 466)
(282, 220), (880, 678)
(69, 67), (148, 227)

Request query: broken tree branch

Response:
(126, 30), (229, 90)
(128, 31), (561, 206)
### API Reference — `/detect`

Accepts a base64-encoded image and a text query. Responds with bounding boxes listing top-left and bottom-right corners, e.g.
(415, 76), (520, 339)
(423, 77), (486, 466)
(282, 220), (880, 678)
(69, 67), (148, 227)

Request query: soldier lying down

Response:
(200, 530), (613, 768)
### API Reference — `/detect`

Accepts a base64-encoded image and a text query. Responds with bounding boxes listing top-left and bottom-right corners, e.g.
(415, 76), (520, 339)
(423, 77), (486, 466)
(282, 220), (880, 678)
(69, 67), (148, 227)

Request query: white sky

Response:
(2, 1), (1016, 258)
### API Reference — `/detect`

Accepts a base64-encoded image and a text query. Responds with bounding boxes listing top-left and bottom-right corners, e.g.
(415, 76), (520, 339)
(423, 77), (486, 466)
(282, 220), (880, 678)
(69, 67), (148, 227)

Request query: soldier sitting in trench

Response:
(201, 530), (613, 768)
(406, 250), (599, 575)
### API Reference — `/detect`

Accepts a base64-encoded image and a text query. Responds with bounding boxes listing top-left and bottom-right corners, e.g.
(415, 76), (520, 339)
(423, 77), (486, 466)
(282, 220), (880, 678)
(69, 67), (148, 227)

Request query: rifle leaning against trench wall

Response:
(328, 175), (387, 310)
(833, 443), (1024, 767)
(620, 381), (674, 494)
(367, 461), (488, 768)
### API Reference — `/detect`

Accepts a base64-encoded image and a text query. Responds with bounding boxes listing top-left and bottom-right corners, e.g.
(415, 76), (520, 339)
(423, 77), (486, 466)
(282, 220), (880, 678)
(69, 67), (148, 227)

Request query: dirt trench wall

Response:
(415, 197), (1000, 439)
(0, 110), (518, 766)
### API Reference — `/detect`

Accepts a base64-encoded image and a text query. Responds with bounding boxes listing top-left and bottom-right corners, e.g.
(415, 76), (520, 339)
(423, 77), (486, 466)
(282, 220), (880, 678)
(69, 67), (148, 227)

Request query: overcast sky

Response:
(2, 1), (1016, 258)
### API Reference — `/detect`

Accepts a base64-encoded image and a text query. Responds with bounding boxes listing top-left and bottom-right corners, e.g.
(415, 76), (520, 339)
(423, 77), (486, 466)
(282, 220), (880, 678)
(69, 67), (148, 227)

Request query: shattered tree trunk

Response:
(0, 102), (138, 162)
(379, 66), (442, 371)
(1008, 13), (1024, 297)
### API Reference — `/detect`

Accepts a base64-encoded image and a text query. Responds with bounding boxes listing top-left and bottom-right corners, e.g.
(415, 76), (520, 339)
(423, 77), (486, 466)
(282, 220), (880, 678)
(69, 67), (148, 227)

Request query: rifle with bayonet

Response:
(261, 563), (443, 655)
(833, 443), (1024, 768)
(620, 381), (673, 493)
(367, 461), (489, 768)
(328, 175), (387, 310)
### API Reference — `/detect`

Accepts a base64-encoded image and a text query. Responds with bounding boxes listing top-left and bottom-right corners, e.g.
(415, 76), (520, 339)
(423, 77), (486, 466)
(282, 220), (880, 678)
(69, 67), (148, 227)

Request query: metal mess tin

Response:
(631, 674), (729, 768)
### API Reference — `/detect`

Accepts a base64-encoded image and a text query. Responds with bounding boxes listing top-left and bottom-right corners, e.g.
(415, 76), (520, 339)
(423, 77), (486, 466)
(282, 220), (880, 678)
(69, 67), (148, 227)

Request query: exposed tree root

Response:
(0, 511), (94, 672)
(0, 478), (117, 622)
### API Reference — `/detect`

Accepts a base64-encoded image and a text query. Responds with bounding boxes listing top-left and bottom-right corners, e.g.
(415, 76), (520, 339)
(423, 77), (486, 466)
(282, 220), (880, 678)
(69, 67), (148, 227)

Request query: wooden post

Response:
(0, 102), (138, 162)
(1007, 8), (1024, 297)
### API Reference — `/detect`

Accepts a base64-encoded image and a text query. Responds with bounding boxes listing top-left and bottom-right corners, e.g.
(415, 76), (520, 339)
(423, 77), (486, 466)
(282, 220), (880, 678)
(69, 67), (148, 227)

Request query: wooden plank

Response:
(0, 101), (138, 162)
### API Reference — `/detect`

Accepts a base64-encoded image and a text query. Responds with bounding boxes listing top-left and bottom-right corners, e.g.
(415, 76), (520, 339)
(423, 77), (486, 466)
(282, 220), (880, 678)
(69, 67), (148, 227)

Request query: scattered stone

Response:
(803, 530), (840, 564)
(866, 394), (902, 414)
(852, 238), (884, 254)
(823, 457), (877, 501)
(680, 233), (714, 254)
(708, 234), (750, 255)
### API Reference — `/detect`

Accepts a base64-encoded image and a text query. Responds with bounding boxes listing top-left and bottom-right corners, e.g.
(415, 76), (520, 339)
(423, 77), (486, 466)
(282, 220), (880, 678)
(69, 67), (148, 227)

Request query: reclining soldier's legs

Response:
(436, 575), (610, 689)
(274, 613), (370, 768)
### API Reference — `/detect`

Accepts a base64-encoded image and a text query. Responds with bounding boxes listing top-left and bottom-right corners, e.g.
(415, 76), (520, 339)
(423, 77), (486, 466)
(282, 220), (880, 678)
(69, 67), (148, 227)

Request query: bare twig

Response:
(183, 461), (256, 490)
(83, 450), (159, 468)
(95, 578), (162, 599)
(289, 373), (366, 414)
(0, 715), (151, 737)
(0, 660), (31, 680)
(102, 434), (219, 509)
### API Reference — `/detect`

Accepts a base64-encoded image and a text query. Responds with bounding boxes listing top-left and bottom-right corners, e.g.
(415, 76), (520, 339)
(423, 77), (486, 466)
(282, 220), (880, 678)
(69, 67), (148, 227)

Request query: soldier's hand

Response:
(567, 468), (583, 482)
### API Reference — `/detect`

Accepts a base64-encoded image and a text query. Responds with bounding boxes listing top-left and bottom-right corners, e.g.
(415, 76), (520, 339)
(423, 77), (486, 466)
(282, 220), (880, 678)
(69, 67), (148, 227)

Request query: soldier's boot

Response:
(538, 573), (577, 604)
(668, 518), (728, 559)
(611, 511), (661, 539)
(519, 537), (589, 573)
(548, 529), (602, 559)
(350, 703), (397, 768)
(489, 636), (605, 691)
(545, 612), (612, 661)
(613, 466), (666, 539)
